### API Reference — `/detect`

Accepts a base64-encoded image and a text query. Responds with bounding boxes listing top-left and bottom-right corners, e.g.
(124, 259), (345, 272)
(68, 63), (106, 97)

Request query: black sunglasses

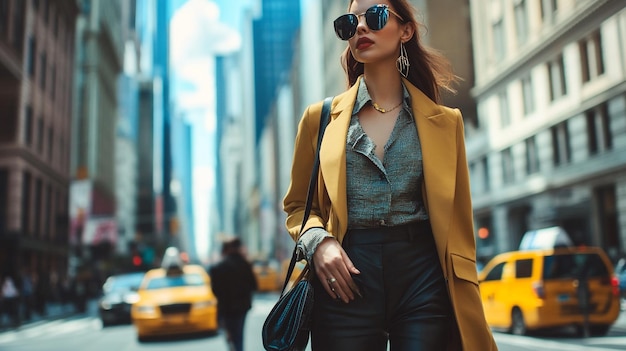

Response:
(333, 4), (404, 41)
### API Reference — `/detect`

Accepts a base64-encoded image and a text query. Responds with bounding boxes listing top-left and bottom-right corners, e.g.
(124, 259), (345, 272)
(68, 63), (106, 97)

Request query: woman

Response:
(283, 0), (497, 350)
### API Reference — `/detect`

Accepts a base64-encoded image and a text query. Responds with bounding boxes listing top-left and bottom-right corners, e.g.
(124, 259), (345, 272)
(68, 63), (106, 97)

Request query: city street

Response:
(0, 293), (624, 351)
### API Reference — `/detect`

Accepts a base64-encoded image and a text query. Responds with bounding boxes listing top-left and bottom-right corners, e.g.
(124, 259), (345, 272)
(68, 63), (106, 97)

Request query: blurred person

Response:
(33, 269), (48, 316)
(72, 270), (88, 313)
(209, 238), (257, 351)
(282, 0), (497, 350)
(60, 274), (72, 306)
(20, 269), (34, 321)
(1, 275), (20, 327)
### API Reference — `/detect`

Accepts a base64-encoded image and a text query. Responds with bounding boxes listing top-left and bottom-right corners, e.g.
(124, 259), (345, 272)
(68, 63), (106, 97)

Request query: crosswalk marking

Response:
(0, 317), (99, 344)
(494, 332), (622, 351)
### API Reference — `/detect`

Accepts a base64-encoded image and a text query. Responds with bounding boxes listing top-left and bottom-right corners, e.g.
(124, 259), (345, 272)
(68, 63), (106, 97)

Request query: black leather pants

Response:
(311, 221), (452, 351)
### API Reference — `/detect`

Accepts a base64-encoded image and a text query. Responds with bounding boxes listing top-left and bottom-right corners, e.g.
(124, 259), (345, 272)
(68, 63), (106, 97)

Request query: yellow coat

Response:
(283, 77), (498, 350)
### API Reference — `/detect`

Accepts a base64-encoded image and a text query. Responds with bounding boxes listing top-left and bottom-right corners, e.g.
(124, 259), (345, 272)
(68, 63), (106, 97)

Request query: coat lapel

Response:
(404, 79), (458, 265)
(319, 81), (360, 238)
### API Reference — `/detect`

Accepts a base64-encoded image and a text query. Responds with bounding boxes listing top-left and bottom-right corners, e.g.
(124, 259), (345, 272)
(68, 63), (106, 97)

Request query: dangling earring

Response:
(396, 41), (410, 78)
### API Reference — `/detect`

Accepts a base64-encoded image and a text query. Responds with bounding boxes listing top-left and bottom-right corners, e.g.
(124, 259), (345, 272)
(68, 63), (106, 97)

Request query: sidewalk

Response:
(0, 301), (81, 332)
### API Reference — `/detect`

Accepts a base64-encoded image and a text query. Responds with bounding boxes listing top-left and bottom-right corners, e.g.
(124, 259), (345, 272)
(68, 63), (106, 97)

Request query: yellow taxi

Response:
(253, 261), (280, 292)
(131, 248), (218, 341)
(478, 246), (620, 336)
(280, 258), (307, 291)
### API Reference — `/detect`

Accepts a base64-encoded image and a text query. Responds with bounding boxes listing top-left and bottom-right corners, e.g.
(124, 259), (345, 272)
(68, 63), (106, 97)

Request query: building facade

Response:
(0, 0), (78, 284)
(70, 0), (124, 275)
(468, 0), (626, 261)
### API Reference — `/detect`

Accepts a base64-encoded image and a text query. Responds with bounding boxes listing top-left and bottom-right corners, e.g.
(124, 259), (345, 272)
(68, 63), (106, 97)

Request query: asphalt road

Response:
(0, 293), (624, 351)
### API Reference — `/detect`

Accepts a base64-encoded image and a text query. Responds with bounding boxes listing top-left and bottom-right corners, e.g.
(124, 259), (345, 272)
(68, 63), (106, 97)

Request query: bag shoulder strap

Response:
(299, 96), (333, 234)
(280, 96), (333, 296)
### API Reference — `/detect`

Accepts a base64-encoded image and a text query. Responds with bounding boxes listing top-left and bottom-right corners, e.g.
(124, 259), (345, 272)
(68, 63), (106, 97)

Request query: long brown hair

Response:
(341, 0), (457, 103)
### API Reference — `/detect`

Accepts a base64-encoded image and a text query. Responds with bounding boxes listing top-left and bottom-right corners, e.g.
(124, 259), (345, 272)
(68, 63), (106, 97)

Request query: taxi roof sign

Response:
(519, 226), (574, 250)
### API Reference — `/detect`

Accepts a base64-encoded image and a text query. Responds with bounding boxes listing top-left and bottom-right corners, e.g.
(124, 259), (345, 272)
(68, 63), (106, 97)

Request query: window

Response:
(45, 185), (52, 239)
(27, 36), (36, 77)
(40, 53), (46, 89)
(0, 0), (7, 36)
(0, 101), (16, 143)
(12, 0), (25, 52)
(24, 106), (32, 145)
(499, 91), (510, 127)
(515, 259), (533, 278)
(548, 54), (567, 101)
(540, 0), (558, 24)
(482, 157), (490, 191)
(551, 121), (571, 166)
(34, 179), (42, 238)
(48, 127), (54, 160)
(21, 172), (31, 234)
(525, 136), (540, 174)
(514, 0), (529, 45)
(37, 118), (44, 152)
(484, 262), (506, 282)
(53, 13), (59, 37)
(521, 75), (534, 115)
(501, 148), (515, 184)
(471, 156), (491, 194)
(0, 168), (7, 233)
(50, 65), (56, 99)
(579, 30), (604, 83)
(543, 254), (609, 280)
(586, 103), (612, 155)
(492, 18), (505, 61)
(59, 137), (65, 170)
(43, 0), (49, 24)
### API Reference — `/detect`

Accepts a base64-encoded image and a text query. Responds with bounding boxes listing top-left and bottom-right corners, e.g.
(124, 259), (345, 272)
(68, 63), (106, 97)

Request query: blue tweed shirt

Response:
(299, 78), (429, 260)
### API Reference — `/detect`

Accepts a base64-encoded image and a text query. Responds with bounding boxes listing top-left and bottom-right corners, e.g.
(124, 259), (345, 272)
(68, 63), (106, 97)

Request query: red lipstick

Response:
(356, 37), (374, 50)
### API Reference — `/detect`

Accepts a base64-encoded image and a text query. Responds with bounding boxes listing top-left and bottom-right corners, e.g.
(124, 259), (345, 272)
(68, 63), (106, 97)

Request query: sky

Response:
(169, 0), (246, 260)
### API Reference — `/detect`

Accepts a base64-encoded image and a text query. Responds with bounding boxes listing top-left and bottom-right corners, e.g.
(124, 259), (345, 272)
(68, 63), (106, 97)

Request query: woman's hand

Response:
(313, 237), (362, 303)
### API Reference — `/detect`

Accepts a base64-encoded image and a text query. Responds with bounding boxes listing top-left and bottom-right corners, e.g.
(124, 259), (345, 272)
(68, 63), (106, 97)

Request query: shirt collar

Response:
(352, 76), (412, 115)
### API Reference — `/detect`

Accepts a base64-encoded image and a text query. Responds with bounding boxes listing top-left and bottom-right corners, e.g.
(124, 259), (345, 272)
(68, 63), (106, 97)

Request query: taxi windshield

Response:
(145, 273), (205, 290)
(103, 273), (145, 293)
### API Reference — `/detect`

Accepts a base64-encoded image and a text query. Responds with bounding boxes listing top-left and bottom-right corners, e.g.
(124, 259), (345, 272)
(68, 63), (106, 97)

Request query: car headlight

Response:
(136, 305), (156, 314)
(123, 293), (140, 304)
(193, 300), (216, 309)
(100, 301), (112, 310)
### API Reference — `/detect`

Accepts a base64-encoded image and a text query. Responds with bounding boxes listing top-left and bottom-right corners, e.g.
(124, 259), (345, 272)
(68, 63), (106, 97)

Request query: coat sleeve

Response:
(282, 101), (327, 241)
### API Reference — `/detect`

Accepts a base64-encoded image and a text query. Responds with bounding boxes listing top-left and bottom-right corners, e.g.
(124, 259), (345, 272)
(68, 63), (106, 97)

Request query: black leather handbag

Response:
(262, 97), (333, 351)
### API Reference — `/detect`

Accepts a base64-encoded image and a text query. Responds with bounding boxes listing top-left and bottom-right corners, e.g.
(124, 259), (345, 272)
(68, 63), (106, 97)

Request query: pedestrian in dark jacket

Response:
(209, 237), (257, 351)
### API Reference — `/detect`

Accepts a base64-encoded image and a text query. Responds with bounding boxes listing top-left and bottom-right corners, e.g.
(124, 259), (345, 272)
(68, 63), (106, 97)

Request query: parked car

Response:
(131, 251), (218, 342)
(478, 246), (620, 336)
(98, 272), (145, 326)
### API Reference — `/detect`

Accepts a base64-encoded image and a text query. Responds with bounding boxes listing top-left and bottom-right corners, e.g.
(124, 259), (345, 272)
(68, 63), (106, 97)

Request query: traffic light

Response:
(478, 227), (489, 240)
(132, 254), (142, 267)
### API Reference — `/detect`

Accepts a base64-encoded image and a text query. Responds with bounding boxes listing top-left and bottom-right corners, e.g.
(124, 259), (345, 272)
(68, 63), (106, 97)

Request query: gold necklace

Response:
(371, 100), (403, 113)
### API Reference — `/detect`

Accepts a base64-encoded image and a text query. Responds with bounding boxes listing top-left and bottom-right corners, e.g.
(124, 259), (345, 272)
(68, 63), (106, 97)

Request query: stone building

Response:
(467, 0), (626, 261)
(0, 0), (79, 281)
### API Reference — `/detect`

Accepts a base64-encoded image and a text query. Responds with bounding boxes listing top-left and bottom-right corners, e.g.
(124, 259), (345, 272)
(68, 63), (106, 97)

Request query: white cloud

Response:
(170, 0), (238, 133)
(170, 0), (241, 67)
(172, 57), (217, 132)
